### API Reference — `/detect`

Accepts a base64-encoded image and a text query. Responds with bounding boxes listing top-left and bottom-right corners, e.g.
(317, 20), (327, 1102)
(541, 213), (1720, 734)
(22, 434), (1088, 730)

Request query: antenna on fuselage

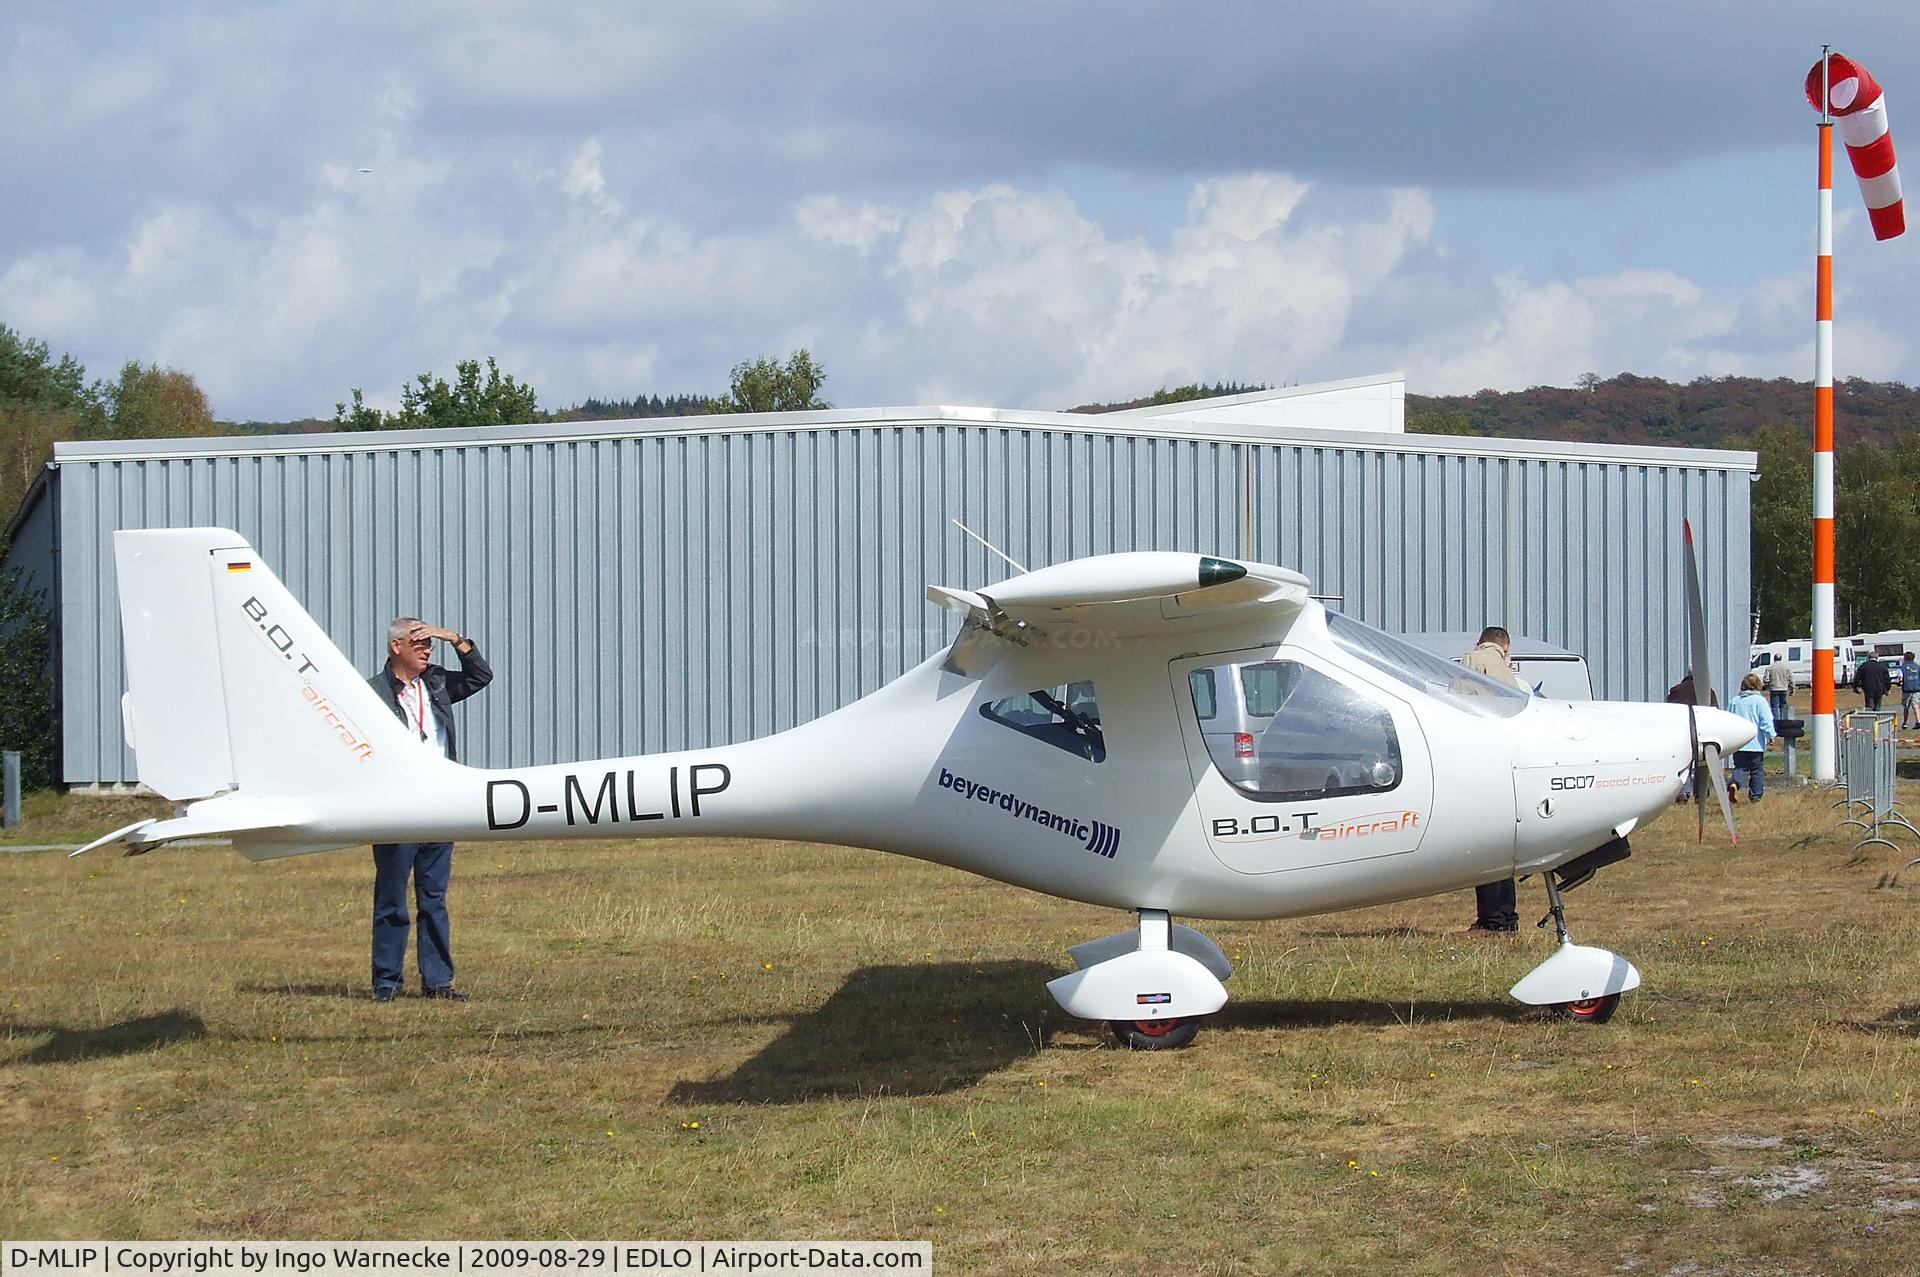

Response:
(950, 518), (1028, 574)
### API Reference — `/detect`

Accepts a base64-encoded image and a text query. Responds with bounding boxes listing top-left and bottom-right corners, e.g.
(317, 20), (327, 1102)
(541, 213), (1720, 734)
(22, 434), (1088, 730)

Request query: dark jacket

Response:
(1854, 658), (1893, 698)
(1664, 674), (1718, 708)
(368, 642), (493, 763)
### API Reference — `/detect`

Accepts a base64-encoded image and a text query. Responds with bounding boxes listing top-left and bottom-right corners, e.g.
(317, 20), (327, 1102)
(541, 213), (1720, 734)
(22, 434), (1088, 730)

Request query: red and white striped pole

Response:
(1812, 78), (1837, 780)
(1804, 48), (1907, 776)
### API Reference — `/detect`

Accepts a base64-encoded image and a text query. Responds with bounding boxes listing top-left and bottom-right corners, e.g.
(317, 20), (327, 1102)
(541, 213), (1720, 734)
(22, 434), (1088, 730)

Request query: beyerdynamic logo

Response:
(937, 766), (1121, 859)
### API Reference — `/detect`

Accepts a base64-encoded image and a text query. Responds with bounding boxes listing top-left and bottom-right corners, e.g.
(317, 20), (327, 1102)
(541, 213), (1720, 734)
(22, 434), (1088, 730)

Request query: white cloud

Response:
(7, 150), (1884, 420)
(795, 196), (902, 256)
(562, 140), (621, 218)
(0, 249), (102, 336)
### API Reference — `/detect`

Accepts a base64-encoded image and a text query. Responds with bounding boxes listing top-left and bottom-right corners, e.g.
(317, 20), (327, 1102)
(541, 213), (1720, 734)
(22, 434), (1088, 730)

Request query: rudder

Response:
(115, 528), (428, 805)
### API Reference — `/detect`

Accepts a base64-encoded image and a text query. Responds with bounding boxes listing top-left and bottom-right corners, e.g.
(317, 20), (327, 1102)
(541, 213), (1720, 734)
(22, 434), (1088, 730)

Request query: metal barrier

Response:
(1834, 709), (1868, 812)
(1839, 712), (1918, 857)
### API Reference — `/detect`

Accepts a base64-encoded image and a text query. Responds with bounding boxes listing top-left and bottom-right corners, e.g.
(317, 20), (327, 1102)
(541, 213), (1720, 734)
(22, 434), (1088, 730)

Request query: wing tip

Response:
(1198, 556), (1249, 588)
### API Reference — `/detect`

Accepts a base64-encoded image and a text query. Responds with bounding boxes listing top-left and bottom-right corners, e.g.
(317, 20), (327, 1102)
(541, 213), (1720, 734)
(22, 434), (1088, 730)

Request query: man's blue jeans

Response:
(1474, 878), (1518, 929)
(372, 842), (454, 992)
(1731, 750), (1765, 801)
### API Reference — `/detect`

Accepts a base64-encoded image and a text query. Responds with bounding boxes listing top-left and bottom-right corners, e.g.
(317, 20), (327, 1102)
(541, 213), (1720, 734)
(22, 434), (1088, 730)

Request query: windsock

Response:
(1806, 53), (1905, 240)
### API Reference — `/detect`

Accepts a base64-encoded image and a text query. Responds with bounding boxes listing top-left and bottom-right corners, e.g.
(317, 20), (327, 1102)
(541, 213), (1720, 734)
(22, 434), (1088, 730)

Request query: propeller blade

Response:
(1683, 518), (1713, 705)
(1681, 522), (1738, 843)
(1702, 744), (1738, 845)
(1689, 704), (1705, 842)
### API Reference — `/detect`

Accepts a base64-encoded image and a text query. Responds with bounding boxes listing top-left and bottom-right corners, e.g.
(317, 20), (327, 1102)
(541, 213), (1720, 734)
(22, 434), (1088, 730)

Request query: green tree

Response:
(332, 388), (387, 432)
(0, 324), (99, 418)
(0, 557), (54, 789)
(1407, 410), (1474, 436)
(0, 325), (105, 529)
(1, 326), (97, 791)
(335, 358), (539, 430)
(104, 362), (218, 439)
(1835, 440), (1920, 632)
(708, 349), (830, 414)
(1745, 424), (1813, 640)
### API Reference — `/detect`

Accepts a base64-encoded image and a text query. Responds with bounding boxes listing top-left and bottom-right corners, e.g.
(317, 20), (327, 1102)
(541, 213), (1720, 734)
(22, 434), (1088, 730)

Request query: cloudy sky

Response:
(4, 1), (1917, 421)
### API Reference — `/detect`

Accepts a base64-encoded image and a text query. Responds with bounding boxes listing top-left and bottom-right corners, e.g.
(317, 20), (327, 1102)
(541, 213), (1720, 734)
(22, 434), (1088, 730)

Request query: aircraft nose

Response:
(1694, 706), (1757, 755)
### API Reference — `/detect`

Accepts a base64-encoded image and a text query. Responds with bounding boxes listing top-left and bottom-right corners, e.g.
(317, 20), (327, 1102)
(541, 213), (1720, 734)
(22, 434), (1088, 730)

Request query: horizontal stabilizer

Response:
(70, 794), (323, 859)
(69, 819), (160, 858)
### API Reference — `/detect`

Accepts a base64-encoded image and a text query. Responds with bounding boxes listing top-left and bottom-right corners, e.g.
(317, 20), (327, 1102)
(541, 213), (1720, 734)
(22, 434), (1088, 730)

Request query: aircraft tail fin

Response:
(113, 528), (432, 825)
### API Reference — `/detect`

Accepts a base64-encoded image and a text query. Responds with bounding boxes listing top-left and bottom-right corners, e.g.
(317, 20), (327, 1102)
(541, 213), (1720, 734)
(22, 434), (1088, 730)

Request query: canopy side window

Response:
(980, 679), (1106, 762)
(1186, 657), (1400, 803)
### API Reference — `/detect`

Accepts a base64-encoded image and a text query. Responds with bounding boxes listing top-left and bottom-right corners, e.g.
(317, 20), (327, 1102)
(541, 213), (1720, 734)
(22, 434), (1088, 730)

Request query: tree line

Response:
(1409, 373), (1920, 639)
(1408, 371), (1920, 450)
(1745, 424), (1920, 641)
(331, 349), (829, 431)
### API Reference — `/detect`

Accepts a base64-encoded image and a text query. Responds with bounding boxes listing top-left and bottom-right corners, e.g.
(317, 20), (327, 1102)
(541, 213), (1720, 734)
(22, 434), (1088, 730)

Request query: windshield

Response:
(1326, 613), (1531, 719)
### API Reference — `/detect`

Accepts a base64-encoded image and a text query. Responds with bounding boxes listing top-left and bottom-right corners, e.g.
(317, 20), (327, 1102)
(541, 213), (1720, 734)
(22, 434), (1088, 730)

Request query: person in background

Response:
(366, 618), (494, 1002)
(1460, 626), (1526, 935)
(1764, 653), (1794, 721)
(1854, 653), (1892, 713)
(1728, 672), (1777, 803)
(1900, 652), (1920, 730)
(1665, 673), (1719, 803)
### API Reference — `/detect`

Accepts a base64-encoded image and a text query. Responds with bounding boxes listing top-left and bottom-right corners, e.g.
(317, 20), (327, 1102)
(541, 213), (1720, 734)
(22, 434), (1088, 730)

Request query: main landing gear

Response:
(1044, 909), (1232, 1050)
(1508, 871), (1641, 1024)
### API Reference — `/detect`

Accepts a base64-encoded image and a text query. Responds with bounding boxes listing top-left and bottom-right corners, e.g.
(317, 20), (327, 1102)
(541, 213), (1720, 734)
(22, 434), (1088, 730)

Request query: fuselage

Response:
(236, 599), (1747, 921)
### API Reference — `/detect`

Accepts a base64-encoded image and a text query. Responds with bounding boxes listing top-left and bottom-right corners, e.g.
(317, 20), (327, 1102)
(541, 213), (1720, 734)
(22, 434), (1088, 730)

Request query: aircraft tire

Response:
(1552, 993), (1621, 1024)
(1109, 1016), (1201, 1050)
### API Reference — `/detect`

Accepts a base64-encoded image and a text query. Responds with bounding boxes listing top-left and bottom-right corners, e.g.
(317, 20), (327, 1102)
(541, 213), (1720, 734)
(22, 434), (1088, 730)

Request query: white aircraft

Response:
(83, 526), (1754, 1048)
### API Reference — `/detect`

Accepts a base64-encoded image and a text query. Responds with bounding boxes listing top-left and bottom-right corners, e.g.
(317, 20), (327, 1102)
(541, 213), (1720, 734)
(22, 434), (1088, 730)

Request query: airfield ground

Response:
(4, 781), (1920, 1275)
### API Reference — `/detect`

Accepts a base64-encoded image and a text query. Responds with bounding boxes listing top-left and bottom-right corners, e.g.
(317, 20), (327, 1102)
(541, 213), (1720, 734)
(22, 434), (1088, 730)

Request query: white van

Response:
(1749, 638), (1858, 689)
(1400, 633), (1595, 700)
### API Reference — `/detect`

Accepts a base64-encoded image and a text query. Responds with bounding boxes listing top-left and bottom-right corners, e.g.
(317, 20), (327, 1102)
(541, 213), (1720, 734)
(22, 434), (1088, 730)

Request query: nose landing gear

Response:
(1110, 1016), (1202, 1050)
(1509, 871), (1640, 1023)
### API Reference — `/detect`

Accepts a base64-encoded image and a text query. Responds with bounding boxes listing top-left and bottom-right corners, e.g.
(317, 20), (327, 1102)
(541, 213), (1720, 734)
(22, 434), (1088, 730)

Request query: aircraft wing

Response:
(928, 552), (1311, 675)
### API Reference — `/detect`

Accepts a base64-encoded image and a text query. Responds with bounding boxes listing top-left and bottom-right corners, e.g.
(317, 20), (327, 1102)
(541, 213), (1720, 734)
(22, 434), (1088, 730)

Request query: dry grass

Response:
(5, 782), (1920, 1273)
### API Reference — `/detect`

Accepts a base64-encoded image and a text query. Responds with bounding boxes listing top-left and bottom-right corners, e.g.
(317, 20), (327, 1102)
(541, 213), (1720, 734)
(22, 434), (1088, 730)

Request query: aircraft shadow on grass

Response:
(666, 961), (1534, 1103)
(1218, 996), (1532, 1031)
(1, 1010), (207, 1065)
(1869, 1004), (1920, 1033)
(668, 960), (1061, 1104)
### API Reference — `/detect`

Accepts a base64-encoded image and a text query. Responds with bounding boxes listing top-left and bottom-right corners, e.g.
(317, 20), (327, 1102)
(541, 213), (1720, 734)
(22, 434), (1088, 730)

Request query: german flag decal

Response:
(227, 561), (252, 572)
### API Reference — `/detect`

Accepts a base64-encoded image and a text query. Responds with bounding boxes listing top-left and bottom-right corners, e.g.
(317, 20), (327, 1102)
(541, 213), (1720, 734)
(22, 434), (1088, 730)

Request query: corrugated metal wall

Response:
(46, 419), (1751, 784)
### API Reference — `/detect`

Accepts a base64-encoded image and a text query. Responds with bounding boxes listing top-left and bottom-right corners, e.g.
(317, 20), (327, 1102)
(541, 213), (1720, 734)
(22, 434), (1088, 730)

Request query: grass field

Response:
(5, 780), (1920, 1275)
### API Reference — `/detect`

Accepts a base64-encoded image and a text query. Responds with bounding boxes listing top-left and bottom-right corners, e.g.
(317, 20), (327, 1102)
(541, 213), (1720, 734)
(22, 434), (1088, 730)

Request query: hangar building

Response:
(1, 375), (1757, 787)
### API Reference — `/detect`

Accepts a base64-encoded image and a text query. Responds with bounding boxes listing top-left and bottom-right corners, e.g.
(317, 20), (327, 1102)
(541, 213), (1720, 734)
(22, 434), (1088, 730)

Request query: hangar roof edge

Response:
(47, 404), (1758, 472)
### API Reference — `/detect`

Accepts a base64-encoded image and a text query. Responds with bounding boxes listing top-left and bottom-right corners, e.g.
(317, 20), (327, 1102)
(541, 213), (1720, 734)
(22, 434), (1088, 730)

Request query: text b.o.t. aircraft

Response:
(86, 526), (1753, 1048)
